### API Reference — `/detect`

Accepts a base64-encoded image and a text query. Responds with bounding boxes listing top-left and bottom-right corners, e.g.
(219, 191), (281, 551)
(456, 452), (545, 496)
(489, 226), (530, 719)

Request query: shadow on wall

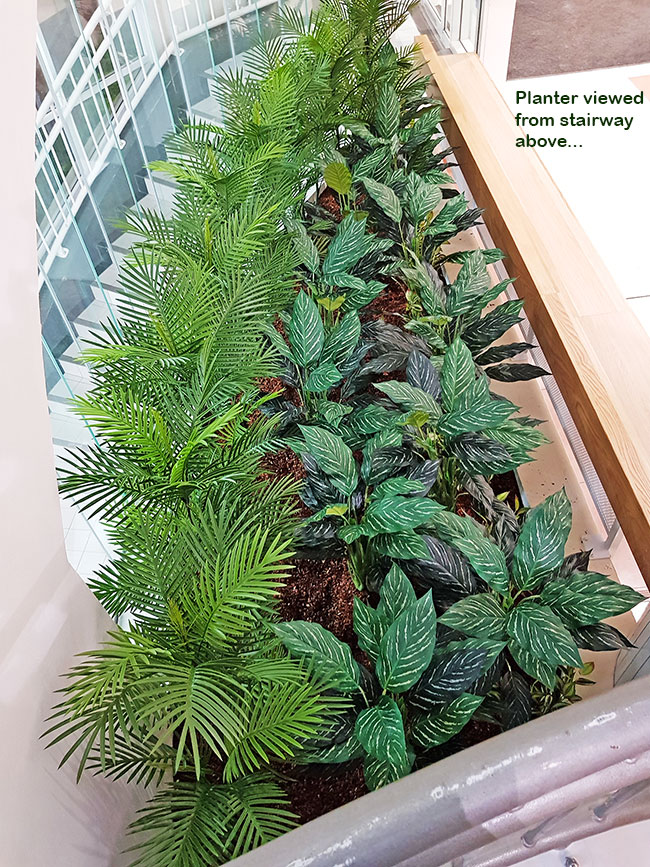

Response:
(507, 0), (650, 79)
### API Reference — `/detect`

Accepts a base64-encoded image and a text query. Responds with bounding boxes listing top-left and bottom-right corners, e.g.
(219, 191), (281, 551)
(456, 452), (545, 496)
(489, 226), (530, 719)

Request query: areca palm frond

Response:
(58, 391), (284, 520)
(126, 776), (297, 867)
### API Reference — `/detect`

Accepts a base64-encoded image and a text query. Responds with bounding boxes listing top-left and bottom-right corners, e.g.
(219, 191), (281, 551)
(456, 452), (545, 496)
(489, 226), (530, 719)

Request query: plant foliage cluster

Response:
(49, 0), (642, 864)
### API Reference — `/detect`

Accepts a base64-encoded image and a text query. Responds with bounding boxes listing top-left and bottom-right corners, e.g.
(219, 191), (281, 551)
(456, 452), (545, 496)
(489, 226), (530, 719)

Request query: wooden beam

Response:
(417, 36), (650, 587)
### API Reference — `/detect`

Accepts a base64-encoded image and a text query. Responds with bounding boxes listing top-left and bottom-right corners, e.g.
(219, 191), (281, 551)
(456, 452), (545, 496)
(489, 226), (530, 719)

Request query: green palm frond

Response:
(127, 776), (297, 867)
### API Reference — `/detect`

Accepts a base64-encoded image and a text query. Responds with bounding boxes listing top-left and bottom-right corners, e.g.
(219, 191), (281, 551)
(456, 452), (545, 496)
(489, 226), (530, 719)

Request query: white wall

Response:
(0, 2), (146, 864)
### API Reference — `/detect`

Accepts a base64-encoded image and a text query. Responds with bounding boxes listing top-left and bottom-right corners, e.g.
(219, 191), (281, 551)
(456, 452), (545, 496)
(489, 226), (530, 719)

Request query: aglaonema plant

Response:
(425, 489), (643, 729)
(263, 289), (364, 432)
(402, 249), (549, 383)
(295, 422), (441, 588)
(272, 564), (488, 790)
(371, 339), (547, 509)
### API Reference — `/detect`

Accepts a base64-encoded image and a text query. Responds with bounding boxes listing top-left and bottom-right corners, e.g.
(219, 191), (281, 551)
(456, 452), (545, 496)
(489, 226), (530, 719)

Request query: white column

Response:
(478, 0), (518, 86)
(0, 1), (147, 864)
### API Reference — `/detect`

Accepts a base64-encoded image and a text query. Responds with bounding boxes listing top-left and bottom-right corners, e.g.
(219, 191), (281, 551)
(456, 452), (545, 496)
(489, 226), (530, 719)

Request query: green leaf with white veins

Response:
(291, 222), (320, 273)
(363, 750), (412, 791)
(373, 530), (431, 561)
(364, 494), (443, 536)
(410, 693), (484, 749)
(359, 176), (403, 223)
(376, 591), (437, 692)
(288, 291), (324, 367)
(441, 338), (476, 411)
(271, 621), (360, 691)
(429, 511), (509, 594)
(305, 362), (341, 392)
(406, 174), (442, 224)
(512, 489), (572, 590)
(446, 251), (490, 318)
(506, 600), (582, 667)
(439, 594), (507, 640)
(353, 598), (387, 662)
(375, 381), (442, 417)
(299, 425), (358, 496)
(355, 697), (406, 764)
(410, 647), (488, 710)
(508, 639), (556, 690)
(437, 399), (518, 438)
(321, 312), (361, 365)
(322, 214), (368, 278)
(540, 571), (644, 626)
(377, 564), (417, 624)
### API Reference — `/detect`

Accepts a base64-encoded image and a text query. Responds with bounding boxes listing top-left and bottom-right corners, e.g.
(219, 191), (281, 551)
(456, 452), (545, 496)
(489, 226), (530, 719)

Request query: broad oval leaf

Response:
(429, 510), (509, 594)
(299, 425), (358, 497)
(355, 696), (406, 763)
(305, 362), (342, 392)
(324, 161), (352, 195)
(364, 494), (443, 535)
(359, 176), (403, 223)
(353, 598), (387, 662)
(377, 563), (417, 624)
(506, 599), (582, 667)
(410, 647), (488, 710)
(376, 591), (437, 692)
(410, 693), (484, 749)
(512, 489), (572, 590)
(406, 350), (441, 397)
(288, 291), (324, 368)
(540, 571), (643, 626)
(271, 620), (360, 692)
(375, 380), (442, 416)
(441, 338), (475, 411)
(321, 312), (361, 365)
(439, 593), (507, 639)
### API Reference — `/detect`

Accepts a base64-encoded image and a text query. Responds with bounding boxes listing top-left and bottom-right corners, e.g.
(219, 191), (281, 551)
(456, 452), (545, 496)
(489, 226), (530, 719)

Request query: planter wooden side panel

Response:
(417, 37), (650, 587)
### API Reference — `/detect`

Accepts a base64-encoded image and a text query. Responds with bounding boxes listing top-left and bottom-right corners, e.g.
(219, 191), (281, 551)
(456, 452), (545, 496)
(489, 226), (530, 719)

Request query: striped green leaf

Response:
(512, 490), (572, 590)
(376, 591), (437, 692)
(305, 362), (341, 392)
(441, 337), (476, 411)
(377, 564), (417, 624)
(364, 494), (443, 535)
(375, 82), (400, 139)
(288, 290), (324, 367)
(439, 594), (507, 640)
(410, 693), (484, 749)
(291, 223), (320, 273)
(321, 312), (361, 365)
(438, 398), (517, 438)
(410, 647), (487, 710)
(373, 530), (431, 561)
(446, 250), (490, 317)
(375, 380), (442, 416)
(540, 571), (643, 626)
(353, 598), (387, 662)
(322, 214), (368, 278)
(271, 621), (360, 692)
(359, 176), (403, 223)
(429, 510), (509, 594)
(506, 600), (582, 667)
(299, 425), (358, 497)
(355, 696), (406, 764)
(508, 639), (556, 689)
(363, 749), (412, 791)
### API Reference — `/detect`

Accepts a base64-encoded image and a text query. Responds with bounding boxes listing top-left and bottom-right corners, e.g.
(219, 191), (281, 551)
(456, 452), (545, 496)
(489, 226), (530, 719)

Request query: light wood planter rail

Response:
(417, 36), (650, 588)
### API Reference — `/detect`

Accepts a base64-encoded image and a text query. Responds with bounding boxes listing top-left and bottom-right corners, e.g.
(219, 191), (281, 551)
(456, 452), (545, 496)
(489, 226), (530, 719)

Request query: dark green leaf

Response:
(574, 622), (635, 651)
(441, 338), (475, 411)
(299, 425), (358, 497)
(506, 600), (582, 667)
(410, 693), (484, 749)
(429, 510), (509, 594)
(353, 598), (387, 662)
(508, 639), (556, 689)
(271, 621), (360, 692)
(410, 647), (488, 710)
(512, 490), (572, 590)
(359, 176), (403, 223)
(376, 592), (437, 692)
(439, 594), (507, 639)
(373, 530), (431, 561)
(288, 291), (324, 367)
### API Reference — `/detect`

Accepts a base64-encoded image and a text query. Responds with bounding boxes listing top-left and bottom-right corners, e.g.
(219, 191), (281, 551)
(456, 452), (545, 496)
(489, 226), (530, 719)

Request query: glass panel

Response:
(460, 0), (480, 51)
